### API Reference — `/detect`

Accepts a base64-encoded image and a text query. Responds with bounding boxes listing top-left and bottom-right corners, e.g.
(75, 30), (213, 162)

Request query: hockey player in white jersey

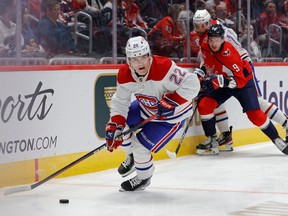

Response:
(192, 9), (288, 155)
(105, 36), (200, 191)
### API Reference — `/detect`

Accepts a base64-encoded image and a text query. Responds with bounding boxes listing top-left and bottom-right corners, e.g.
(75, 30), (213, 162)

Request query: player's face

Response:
(194, 22), (209, 36)
(128, 54), (151, 76)
(208, 36), (224, 52)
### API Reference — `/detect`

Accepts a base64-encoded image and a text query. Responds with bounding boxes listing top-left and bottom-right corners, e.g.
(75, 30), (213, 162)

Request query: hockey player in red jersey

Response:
(122, 0), (148, 29)
(193, 9), (234, 151)
(196, 24), (288, 155)
(105, 36), (200, 191)
(192, 9), (288, 155)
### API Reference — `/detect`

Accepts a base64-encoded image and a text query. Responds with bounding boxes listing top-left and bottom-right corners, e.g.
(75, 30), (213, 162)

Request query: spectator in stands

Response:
(278, 0), (288, 56)
(194, 0), (206, 12)
(257, 0), (288, 35)
(112, 0), (147, 39)
(240, 23), (262, 59)
(207, 6), (217, 20)
(223, 0), (248, 18)
(277, 0), (288, 25)
(103, 0), (129, 56)
(135, 0), (169, 22)
(257, 0), (288, 57)
(205, 0), (226, 9)
(223, 0), (236, 17)
(59, 0), (75, 23)
(215, 3), (234, 27)
(65, 0), (100, 15)
(275, 0), (286, 17)
(93, 0), (106, 9)
(251, 0), (266, 22)
(227, 10), (247, 35)
(122, 0), (148, 29)
(103, 0), (125, 27)
(22, 7), (45, 55)
(147, 3), (185, 58)
(36, 0), (77, 56)
(183, 28), (200, 58)
(63, 0), (102, 27)
(27, 0), (42, 20)
(0, 0), (24, 56)
(102, 0), (113, 26)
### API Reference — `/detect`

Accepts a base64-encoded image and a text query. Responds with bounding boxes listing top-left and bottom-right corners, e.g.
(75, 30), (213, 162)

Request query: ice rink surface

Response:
(1, 141), (288, 216)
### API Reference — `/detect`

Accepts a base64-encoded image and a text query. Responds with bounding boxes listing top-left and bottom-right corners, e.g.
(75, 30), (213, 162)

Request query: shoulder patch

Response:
(147, 56), (172, 81)
(117, 65), (135, 84)
(222, 49), (231, 56)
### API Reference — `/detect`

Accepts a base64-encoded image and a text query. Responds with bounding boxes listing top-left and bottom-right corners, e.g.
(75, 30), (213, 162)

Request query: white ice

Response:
(1, 142), (288, 216)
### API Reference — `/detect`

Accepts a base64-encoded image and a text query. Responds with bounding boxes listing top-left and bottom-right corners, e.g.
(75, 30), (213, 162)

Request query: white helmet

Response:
(125, 36), (151, 58)
(193, 9), (211, 25)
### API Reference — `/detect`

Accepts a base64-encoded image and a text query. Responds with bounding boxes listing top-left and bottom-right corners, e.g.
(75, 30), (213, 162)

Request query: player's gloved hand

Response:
(105, 123), (124, 152)
(202, 74), (228, 95)
(158, 94), (177, 119)
(193, 68), (206, 83)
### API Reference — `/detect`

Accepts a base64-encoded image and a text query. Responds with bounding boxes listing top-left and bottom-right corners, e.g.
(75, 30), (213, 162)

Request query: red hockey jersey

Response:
(200, 40), (252, 88)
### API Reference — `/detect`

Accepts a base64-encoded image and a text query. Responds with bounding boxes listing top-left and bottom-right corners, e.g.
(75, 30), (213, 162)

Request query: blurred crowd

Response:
(0, 0), (288, 62)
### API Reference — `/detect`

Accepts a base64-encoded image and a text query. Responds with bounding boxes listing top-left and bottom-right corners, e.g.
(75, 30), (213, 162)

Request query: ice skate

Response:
(196, 134), (219, 155)
(218, 126), (233, 152)
(118, 154), (136, 177)
(273, 137), (288, 155)
(119, 175), (151, 192)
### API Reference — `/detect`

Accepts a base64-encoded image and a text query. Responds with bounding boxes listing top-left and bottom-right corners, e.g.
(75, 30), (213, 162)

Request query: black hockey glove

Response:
(202, 74), (228, 95)
(193, 68), (206, 83)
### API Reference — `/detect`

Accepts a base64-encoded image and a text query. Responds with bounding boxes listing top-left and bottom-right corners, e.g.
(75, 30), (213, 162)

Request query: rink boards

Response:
(0, 63), (287, 187)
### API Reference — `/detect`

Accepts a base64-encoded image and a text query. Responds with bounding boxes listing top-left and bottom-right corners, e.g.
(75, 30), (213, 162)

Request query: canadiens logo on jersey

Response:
(136, 94), (158, 110)
(222, 49), (231, 56)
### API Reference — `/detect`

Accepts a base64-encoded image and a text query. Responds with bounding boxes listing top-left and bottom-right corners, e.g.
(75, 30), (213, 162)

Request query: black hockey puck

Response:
(59, 199), (69, 204)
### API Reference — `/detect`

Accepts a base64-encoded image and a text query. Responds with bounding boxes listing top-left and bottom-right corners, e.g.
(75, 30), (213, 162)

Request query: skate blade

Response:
(119, 187), (146, 192)
(219, 145), (234, 152)
(219, 148), (233, 152)
(196, 149), (219, 156)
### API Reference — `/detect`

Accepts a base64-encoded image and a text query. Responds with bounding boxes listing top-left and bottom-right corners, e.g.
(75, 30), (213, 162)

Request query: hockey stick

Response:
(4, 114), (158, 196)
(166, 102), (199, 159)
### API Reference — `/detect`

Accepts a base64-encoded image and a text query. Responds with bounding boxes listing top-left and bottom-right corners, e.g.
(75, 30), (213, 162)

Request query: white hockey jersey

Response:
(110, 56), (200, 124)
(223, 25), (252, 62)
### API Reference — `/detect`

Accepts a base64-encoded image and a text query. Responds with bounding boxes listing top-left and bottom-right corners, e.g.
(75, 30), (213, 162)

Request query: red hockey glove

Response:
(158, 95), (178, 119)
(202, 74), (228, 95)
(105, 123), (124, 152)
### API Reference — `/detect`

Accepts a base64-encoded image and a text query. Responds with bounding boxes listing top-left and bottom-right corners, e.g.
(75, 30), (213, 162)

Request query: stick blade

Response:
(4, 185), (32, 196)
(166, 149), (177, 159)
